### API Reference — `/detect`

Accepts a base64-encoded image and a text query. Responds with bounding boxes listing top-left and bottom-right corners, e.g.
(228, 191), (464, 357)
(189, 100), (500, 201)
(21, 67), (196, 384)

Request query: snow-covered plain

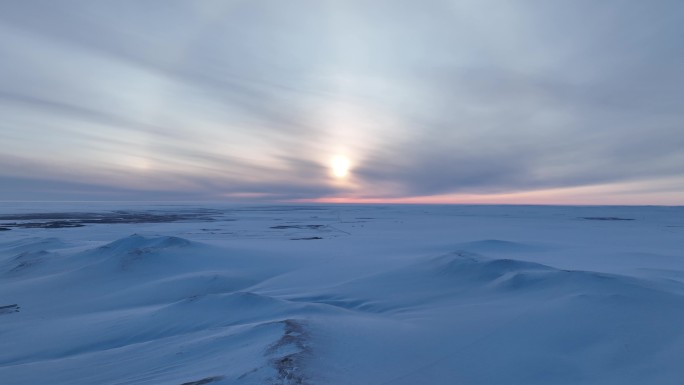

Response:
(1, 203), (683, 385)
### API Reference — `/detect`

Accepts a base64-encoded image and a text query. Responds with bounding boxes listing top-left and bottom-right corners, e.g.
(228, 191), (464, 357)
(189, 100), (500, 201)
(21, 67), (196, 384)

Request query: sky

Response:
(1, 0), (683, 204)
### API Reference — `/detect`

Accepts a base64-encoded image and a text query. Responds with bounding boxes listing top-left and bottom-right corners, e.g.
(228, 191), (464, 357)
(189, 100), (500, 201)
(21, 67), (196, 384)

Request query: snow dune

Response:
(0, 204), (683, 384)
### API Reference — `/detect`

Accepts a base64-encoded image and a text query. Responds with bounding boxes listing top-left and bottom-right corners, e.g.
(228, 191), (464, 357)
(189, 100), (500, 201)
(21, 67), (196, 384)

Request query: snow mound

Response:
(94, 234), (193, 256)
(2, 250), (52, 276)
(454, 239), (547, 253)
(0, 237), (71, 254)
(429, 251), (551, 280)
(95, 272), (261, 308)
(70, 234), (204, 273)
(126, 292), (319, 335)
(422, 251), (680, 299)
(292, 251), (684, 319)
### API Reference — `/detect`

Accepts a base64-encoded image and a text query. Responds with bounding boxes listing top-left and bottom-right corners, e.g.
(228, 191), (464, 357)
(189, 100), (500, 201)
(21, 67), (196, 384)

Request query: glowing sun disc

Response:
(331, 156), (351, 178)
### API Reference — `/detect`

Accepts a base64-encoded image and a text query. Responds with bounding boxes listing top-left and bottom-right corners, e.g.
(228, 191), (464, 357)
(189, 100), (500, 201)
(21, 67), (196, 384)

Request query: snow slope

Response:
(1, 204), (683, 384)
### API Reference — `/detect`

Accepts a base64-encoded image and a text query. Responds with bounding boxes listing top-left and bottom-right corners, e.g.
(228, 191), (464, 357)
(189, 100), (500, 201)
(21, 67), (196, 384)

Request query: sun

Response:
(331, 155), (351, 178)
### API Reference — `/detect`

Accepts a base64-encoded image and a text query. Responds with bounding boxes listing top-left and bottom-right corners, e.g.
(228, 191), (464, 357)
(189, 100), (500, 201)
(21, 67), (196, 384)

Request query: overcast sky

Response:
(1, 0), (683, 204)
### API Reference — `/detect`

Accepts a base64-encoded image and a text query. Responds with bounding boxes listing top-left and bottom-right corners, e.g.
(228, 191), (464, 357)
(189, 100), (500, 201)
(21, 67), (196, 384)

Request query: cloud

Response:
(0, 1), (683, 203)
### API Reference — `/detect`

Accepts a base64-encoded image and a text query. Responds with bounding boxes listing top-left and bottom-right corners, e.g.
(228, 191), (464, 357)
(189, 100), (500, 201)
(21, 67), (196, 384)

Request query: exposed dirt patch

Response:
(266, 319), (311, 385)
(0, 210), (220, 229)
(0, 304), (20, 315)
(271, 225), (325, 230)
(180, 375), (224, 385)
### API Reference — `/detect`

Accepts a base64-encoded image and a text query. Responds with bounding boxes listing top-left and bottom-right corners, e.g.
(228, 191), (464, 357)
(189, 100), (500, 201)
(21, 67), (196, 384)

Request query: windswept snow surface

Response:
(1, 203), (684, 384)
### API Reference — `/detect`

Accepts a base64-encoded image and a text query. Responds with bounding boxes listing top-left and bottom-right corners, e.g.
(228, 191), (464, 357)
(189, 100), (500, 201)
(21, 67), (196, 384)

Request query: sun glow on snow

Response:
(331, 155), (351, 178)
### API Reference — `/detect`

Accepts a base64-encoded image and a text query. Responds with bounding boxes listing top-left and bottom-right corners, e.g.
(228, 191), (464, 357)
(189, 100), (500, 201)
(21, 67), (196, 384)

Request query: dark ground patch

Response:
(266, 319), (310, 385)
(7, 221), (86, 229)
(0, 304), (20, 315)
(290, 237), (323, 241)
(581, 217), (635, 221)
(271, 225), (325, 230)
(180, 376), (224, 385)
(0, 209), (220, 229)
